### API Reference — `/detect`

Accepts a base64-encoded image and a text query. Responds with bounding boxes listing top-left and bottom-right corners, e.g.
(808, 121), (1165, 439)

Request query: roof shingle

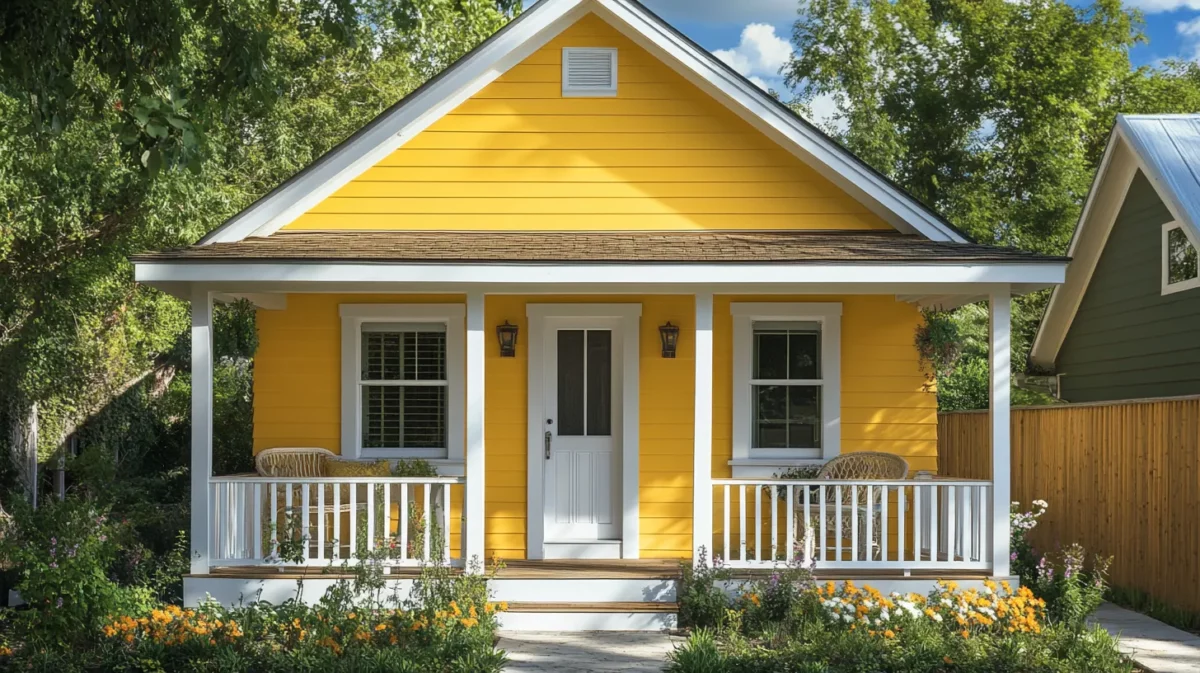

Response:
(132, 230), (1066, 264)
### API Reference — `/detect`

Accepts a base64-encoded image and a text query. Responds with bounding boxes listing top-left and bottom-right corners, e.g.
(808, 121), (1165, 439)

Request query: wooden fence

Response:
(938, 395), (1200, 612)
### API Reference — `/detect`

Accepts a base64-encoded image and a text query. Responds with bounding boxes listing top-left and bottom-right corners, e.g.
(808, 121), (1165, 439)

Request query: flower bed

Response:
(671, 547), (1131, 673)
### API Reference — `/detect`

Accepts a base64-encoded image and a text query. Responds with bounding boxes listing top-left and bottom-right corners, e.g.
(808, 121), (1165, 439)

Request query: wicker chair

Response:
(255, 447), (336, 478)
(801, 452), (909, 560)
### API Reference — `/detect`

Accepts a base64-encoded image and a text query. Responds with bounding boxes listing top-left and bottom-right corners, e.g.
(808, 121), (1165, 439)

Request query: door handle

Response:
(544, 431), (552, 460)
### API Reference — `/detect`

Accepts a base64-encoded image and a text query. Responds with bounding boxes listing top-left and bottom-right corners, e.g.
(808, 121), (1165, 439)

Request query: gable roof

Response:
(1029, 114), (1200, 369)
(198, 0), (970, 245)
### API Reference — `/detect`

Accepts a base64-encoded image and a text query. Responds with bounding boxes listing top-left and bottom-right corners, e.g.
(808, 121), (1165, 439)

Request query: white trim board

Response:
(196, 0), (969, 245)
(136, 262), (1066, 286)
(525, 303), (641, 560)
(1031, 115), (1200, 369)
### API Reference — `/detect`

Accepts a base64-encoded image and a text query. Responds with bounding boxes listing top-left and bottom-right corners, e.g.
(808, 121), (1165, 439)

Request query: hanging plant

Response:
(914, 310), (962, 385)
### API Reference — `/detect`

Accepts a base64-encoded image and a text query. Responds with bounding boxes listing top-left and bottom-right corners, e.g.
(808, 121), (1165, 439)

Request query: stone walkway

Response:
(1090, 603), (1200, 673)
(498, 631), (684, 672)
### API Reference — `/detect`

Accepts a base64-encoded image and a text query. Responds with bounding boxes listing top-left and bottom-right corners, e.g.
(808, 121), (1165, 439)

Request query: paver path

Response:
(1090, 603), (1200, 673)
(498, 631), (684, 672)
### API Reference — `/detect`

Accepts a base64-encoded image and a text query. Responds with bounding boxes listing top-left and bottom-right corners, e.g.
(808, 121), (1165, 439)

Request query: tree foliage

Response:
(0, 0), (516, 470)
(784, 0), (1200, 408)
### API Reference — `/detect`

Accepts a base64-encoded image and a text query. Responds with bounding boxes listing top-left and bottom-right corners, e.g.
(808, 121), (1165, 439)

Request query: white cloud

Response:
(748, 76), (771, 90)
(641, 0), (799, 23)
(1124, 0), (1200, 11)
(713, 23), (793, 79)
(1178, 16), (1200, 60)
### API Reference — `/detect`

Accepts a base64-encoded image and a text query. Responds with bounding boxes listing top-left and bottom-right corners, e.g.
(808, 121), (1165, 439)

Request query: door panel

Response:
(544, 323), (621, 542)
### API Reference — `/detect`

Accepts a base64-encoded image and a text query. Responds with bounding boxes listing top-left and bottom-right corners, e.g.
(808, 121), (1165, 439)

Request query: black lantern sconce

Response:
(659, 321), (680, 359)
(497, 321), (519, 357)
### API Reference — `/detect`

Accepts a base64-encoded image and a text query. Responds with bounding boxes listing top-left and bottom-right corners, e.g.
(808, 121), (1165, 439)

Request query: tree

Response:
(0, 0), (517, 497)
(783, 0), (1200, 409)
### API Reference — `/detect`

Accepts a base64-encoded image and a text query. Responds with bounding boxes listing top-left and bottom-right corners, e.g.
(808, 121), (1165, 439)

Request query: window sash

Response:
(359, 323), (448, 453)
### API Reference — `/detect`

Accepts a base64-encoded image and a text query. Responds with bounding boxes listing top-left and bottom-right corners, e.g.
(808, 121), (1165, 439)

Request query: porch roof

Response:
(133, 230), (1066, 265)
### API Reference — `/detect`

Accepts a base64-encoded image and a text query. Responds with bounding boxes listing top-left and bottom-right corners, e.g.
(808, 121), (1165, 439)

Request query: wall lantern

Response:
(497, 321), (519, 357)
(659, 322), (680, 359)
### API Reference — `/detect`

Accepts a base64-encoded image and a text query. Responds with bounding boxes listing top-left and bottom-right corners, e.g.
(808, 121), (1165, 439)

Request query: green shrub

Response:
(678, 547), (732, 629)
(1033, 544), (1111, 630)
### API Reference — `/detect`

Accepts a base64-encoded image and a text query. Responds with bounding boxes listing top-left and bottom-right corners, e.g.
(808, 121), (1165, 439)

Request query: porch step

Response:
(498, 601), (679, 632)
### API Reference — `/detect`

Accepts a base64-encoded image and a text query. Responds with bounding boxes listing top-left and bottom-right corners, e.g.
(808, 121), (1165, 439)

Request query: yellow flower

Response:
(944, 656), (954, 664)
(375, 623), (388, 631)
(347, 612), (357, 620)
(499, 601), (509, 612)
(960, 630), (970, 639)
(883, 629), (895, 639)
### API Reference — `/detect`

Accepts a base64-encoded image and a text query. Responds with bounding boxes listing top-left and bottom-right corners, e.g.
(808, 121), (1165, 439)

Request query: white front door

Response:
(541, 317), (622, 543)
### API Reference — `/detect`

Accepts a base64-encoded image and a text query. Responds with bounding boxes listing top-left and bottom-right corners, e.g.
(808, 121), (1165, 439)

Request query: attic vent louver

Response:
(562, 48), (617, 97)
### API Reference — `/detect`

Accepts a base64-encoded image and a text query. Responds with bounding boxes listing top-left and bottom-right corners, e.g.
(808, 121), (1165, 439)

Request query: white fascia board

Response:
(198, 0), (588, 244)
(1028, 132), (1135, 369)
(591, 0), (967, 243)
(134, 261), (1065, 286)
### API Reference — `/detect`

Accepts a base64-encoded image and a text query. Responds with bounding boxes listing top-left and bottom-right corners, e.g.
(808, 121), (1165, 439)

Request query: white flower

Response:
(843, 614), (854, 623)
(933, 614), (943, 623)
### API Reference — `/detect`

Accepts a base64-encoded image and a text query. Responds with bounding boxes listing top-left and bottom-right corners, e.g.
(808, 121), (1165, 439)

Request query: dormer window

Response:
(562, 48), (617, 97)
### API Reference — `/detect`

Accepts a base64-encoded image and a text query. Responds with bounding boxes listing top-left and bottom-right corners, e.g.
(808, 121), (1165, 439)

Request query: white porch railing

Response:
(712, 478), (993, 572)
(209, 476), (465, 567)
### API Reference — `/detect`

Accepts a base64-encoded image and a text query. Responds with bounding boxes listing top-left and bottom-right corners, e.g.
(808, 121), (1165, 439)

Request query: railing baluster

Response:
(865, 484), (874, 562)
(317, 483), (325, 562)
(754, 484), (762, 563)
(422, 483), (432, 561)
(301, 483), (311, 561)
(383, 481), (391, 556)
(770, 483), (778, 561)
(333, 482), (341, 560)
(928, 484), (938, 563)
(962, 485), (973, 562)
(723, 485), (730, 564)
(400, 483), (409, 563)
(442, 483), (451, 565)
(254, 483), (263, 560)
(946, 485), (957, 563)
(367, 481), (376, 551)
(270, 483), (279, 557)
(835, 485), (843, 562)
(738, 485), (746, 562)
(349, 482), (357, 559)
(786, 484), (795, 563)
(879, 485), (888, 562)
(897, 485), (905, 563)
(912, 484), (921, 561)
(818, 484), (826, 562)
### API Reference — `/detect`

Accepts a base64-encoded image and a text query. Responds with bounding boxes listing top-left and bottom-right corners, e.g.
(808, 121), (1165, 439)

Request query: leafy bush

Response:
(678, 547), (733, 629)
(670, 579), (1131, 673)
(0, 498), (156, 648)
(1033, 544), (1111, 630)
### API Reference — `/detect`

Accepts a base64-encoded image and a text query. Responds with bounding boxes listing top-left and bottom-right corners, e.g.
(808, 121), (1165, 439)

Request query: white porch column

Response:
(190, 287), (214, 575)
(692, 293), (714, 565)
(464, 291), (486, 569)
(989, 288), (1012, 577)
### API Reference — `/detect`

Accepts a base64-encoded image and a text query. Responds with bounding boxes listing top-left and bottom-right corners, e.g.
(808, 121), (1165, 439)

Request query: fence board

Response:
(938, 395), (1200, 613)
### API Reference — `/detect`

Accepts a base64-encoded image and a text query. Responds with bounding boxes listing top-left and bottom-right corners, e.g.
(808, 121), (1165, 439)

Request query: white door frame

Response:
(526, 303), (641, 560)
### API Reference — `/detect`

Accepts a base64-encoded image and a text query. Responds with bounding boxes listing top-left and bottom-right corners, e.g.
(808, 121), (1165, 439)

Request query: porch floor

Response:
(194, 558), (996, 582)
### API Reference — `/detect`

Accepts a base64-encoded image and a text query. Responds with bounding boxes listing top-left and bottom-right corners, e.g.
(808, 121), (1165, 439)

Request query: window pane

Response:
(586, 330), (612, 436)
(753, 332), (788, 379)
(788, 332), (820, 379)
(557, 330), (585, 436)
(1168, 227), (1199, 285)
(752, 384), (821, 449)
(362, 330), (446, 381)
(361, 385), (446, 449)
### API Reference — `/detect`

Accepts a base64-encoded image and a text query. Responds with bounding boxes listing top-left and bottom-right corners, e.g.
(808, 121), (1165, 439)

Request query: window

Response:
(1163, 221), (1200, 295)
(731, 303), (841, 470)
(341, 305), (464, 462)
(562, 48), (617, 97)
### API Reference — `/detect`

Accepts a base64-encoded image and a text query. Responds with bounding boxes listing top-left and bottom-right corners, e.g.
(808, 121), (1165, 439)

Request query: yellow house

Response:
(132, 0), (1066, 630)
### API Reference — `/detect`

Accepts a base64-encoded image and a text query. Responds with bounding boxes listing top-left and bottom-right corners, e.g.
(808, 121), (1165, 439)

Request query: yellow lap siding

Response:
(285, 13), (892, 233)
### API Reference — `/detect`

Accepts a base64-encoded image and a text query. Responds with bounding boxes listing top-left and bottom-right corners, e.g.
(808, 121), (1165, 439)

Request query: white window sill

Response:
(728, 458), (828, 479)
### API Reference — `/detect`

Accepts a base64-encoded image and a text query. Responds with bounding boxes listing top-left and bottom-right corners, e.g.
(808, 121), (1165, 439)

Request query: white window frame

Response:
(340, 304), (465, 466)
(730, 303), (841, 476)
(561, 47), (618, 97)
(1162, 221), (1200, 296)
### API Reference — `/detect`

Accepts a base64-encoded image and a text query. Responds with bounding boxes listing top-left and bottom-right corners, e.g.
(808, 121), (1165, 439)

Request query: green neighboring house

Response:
(1031, 114), (1200, 403)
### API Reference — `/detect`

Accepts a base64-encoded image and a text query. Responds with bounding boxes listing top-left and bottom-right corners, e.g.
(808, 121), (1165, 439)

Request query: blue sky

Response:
(632, 0), (1200, 93)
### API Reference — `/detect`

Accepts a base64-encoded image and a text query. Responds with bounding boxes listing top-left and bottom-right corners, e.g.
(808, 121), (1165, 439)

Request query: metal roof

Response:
(1119, 114), (1200, 241)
